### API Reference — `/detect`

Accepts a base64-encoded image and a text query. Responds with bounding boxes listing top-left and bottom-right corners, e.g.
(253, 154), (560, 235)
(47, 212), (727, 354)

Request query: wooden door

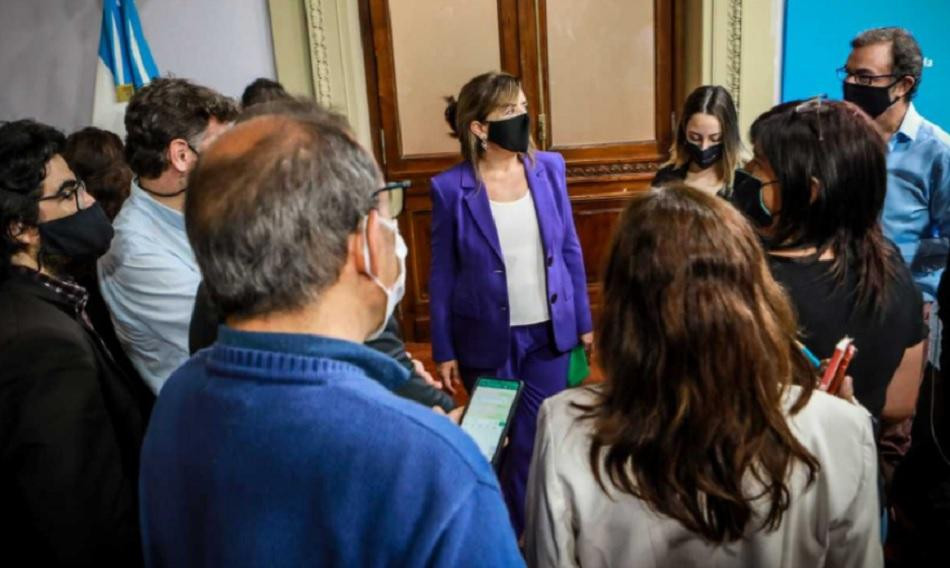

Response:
(359, 0), (675, 341)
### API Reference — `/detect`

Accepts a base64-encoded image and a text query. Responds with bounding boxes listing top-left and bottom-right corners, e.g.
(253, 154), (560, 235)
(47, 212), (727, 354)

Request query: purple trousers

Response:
(460, 321), (570, 536)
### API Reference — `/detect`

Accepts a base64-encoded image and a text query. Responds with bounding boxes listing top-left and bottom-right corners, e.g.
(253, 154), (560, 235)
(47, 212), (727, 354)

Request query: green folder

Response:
(567, 344), (590, 388)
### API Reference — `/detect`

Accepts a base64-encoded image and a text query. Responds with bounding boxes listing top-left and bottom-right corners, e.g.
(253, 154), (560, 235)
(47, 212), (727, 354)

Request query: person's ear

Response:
(809, 176), (822, 204)
(359, 209), (386, 277)
(469, 120), (487, 143)
(168, 138), (194, 173)
(7, 221), (38, 247)
(893, 75), (915, 100)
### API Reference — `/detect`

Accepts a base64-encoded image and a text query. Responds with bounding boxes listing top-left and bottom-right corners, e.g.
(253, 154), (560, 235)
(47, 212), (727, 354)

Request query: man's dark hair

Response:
(124, 77), (238, 178)
(63, 127), (131, 221)
(186, 101), (379, 319)
(237, 95), (350, 130)
(241, 78), (291, 109)
(852, 27), (923, 100)
(0, 120), (65, 276)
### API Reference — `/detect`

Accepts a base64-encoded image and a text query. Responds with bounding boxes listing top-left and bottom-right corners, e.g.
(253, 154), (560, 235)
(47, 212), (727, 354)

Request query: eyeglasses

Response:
(836, 66), (899, 87)
(372, 180), (409, 218)
(37, 178), (87, 211)
(793, 94), (831, 142)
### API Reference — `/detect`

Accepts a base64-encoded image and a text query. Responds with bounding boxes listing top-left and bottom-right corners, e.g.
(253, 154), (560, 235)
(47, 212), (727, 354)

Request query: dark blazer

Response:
(0, 270), (152, 566)
(429, 151), (593, 369)
(189, 281), (455, 411)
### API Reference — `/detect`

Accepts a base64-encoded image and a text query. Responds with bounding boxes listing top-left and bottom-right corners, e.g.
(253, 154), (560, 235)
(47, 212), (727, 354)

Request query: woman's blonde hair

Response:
(665, 85), (744, 191)
(444, 71), (535, 166)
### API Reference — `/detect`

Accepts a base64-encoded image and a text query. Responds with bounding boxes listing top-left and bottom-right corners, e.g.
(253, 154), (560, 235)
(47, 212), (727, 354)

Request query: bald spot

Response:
(203, 115), (309, 165)
(186, 114), (320, 241)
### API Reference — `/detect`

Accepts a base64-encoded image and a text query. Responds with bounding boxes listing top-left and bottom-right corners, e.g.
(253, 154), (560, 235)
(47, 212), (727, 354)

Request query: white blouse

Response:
(489, 191), (550, 326)
(525, 385), (883, 568)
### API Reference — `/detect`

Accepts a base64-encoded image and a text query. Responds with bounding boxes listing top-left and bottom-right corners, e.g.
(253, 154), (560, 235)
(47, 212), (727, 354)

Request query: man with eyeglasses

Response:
(139, 101), (521, 566)
(841, 28), (950, 318)
(98, 78), (238, 393)
(0, 119), (153, 565)
(186, 178), (456, 413)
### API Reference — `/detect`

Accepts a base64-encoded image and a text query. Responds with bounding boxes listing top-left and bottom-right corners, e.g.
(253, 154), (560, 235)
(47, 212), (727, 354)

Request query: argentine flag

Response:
(91, 0), (158, 136)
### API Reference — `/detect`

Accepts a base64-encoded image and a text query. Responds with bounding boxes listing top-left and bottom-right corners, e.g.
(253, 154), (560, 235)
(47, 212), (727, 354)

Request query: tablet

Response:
(459, 377), (523, 466)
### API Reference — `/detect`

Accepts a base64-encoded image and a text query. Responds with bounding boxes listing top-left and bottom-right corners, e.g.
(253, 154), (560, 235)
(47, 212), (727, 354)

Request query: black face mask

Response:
(38, 203), (115, 261)
(842, 81), (899, 118)
(686, 142), (723, 169)
(487, 113), (530, 153)
(731, 172), (776, 228)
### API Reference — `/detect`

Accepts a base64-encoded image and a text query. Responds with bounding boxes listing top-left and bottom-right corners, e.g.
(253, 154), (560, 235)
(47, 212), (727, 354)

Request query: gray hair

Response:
(852, 27), (923, 100)
(185, 103), (379, 319)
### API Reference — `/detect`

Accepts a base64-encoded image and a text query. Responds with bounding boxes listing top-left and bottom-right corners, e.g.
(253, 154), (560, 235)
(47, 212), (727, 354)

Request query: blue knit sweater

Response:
(140, 326), (523, 567)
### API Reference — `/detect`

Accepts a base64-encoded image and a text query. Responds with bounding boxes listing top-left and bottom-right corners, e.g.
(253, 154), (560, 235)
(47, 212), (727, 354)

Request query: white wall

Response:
(0, 0), (276, 134)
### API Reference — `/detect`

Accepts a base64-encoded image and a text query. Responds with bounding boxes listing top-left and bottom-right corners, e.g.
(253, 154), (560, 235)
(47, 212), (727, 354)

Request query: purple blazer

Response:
(428, 151), (593, 369)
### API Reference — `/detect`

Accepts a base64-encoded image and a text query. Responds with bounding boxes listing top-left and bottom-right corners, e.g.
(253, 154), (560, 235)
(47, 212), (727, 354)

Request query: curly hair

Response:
(63, 127), (131, 220)
(124, 77), (238, 178)
(0, 120), (66, 275)
(852, 27), (923, 100)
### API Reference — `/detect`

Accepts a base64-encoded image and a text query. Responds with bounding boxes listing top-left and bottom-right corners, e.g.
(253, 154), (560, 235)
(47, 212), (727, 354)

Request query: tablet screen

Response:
(460, 378), (522, 464)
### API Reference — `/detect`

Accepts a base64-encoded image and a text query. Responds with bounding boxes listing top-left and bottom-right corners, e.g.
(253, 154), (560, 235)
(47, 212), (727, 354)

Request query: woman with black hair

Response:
(526, 185), (881, 566)
(736, 98), (925, 423)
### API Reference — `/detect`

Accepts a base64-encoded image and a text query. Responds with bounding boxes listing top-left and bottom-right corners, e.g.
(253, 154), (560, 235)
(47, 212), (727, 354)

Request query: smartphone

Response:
(459, 377), (523, 466)
(820, 337), (857, 394)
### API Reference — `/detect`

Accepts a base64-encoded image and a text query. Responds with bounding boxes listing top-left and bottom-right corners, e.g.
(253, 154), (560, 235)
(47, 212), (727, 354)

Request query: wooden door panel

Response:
(535, 0), (673, 169)
(545, 0), (656, 147)
(360, 0), (674, 341)
(572, 200), (627, 284)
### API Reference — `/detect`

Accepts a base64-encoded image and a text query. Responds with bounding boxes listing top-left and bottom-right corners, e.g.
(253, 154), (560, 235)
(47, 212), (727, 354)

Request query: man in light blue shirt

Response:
(99, 78), (237, 392)
(843, 27), (950, 303)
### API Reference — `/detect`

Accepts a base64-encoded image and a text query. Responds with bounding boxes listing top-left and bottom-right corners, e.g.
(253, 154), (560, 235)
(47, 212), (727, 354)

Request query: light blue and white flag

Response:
(91, 0), (159, 135)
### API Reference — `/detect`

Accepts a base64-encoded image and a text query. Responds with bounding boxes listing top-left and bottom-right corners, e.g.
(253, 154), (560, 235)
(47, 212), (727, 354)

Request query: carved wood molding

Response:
(304, 0), (333, 106)
(726, 0), (742, 109)
(566, 161), (661, 178)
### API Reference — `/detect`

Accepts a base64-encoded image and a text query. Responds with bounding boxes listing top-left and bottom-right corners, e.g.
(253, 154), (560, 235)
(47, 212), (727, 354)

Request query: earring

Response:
(480, 137), (488, 150)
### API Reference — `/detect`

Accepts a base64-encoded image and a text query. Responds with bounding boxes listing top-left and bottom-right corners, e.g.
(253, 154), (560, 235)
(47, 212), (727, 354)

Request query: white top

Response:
(526, 385), (883, 568)
(489, 191), (550, 326)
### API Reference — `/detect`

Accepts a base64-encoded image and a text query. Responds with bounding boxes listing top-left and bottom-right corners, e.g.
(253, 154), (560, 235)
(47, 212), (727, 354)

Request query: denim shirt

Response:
(883, 104), (950, 302)
(98, 182), (200, 392)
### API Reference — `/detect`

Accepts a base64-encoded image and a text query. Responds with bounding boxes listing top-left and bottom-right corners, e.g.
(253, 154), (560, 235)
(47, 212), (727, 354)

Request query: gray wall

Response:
(0, 0), (276, 133)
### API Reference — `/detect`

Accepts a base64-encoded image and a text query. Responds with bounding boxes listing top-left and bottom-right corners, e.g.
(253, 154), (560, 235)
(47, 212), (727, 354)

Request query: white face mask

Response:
(361, 214), (407, 341)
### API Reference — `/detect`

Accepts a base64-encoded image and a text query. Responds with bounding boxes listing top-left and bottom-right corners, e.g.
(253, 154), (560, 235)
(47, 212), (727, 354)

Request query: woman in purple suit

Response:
(430, 71), (593, 534)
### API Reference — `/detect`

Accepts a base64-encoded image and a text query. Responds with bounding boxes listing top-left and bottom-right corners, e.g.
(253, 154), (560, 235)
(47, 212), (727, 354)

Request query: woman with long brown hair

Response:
(525, 185), (881, 567)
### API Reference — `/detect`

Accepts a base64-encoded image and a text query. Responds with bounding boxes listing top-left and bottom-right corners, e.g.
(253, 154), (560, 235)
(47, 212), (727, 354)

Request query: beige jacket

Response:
(525, 385), (882, 568)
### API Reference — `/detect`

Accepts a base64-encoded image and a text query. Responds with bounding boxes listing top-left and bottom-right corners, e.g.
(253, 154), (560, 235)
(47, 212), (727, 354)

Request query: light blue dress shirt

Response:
(98, 182), (200, 392)
(883, 103), (950, 302)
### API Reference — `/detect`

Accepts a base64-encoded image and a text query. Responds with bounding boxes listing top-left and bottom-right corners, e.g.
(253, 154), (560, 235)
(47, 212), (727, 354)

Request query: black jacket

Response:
(189, 282), (455, 411)
(0, 270), (154, 566)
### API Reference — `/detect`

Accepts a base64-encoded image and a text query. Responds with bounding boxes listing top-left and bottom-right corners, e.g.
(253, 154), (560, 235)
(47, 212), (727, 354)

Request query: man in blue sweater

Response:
(139, 101), (523, 567)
